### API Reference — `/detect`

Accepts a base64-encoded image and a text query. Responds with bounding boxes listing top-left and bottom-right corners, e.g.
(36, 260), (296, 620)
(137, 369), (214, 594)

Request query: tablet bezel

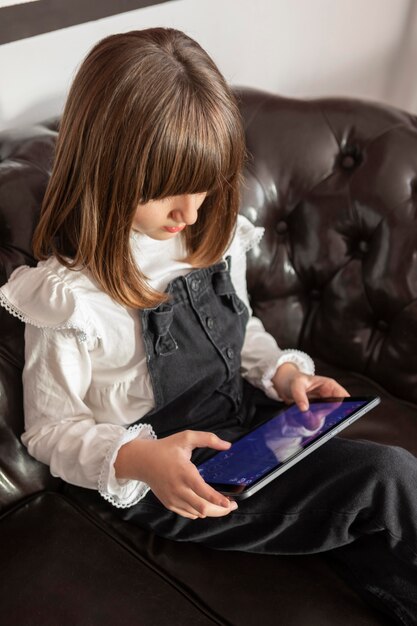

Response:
(197, 396), (381, 500)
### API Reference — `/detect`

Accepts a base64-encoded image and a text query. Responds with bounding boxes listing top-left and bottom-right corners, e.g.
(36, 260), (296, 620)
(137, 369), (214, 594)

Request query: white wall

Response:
(0, 0), (415, 131)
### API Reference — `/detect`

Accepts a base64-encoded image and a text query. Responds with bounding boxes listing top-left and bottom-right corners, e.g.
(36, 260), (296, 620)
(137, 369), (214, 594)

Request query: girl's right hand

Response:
(114, 430), (238, 519)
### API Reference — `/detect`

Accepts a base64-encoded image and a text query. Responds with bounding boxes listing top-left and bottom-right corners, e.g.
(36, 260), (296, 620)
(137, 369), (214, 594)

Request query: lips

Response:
(163, 225), (185, 233)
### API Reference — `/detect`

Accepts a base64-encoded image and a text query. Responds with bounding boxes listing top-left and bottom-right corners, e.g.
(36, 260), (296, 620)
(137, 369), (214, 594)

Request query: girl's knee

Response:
(332, 438), (416, 482)
(360, 441), (416, 479)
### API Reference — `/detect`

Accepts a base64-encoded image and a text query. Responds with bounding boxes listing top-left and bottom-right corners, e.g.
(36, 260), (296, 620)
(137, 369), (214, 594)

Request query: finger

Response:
(201, 501), (236, 517)
(165, 492), (209, 519)
(184, 430), (232, 452)
(291, 375), (350, 410)
(306, 377), (350, 399)
(172, 487), (236, 518)
(153, 491), (204, 519)
(184, 490), (237, 517)
(328, 382), (350, 397)
(290, 379), (310, 411)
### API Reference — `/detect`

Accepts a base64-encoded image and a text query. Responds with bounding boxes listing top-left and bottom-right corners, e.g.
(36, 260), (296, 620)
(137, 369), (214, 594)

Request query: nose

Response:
(171, 195), (201, 225)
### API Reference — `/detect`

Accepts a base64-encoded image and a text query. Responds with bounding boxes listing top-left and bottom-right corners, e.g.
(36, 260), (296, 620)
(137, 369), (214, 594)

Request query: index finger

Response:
(310, 378), (350, 399)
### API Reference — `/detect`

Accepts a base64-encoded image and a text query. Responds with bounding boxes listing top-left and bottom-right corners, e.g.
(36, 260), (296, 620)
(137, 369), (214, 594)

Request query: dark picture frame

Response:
(0, 0), (173, 45)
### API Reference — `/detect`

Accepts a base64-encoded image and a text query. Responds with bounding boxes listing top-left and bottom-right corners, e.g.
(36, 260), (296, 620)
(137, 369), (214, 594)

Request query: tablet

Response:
(197, 396), (380, 500)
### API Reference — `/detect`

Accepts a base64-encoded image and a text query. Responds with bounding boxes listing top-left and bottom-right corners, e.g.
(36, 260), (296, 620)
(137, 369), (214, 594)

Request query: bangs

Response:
(138, 86), (242, 202)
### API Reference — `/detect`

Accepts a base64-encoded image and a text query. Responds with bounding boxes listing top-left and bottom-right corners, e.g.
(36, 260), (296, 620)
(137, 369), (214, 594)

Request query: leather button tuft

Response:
(377, 320), (389, 332)
(341, 155), (356, 169)
(191, 279), (200, 291)
(206, 317), (214, 329)
(310, 289), (321, 301)
(276, 220), (288, 235)
(226, 347), (234, 359)
(358, 240), (369, 254)
(340, 143), (363, 169)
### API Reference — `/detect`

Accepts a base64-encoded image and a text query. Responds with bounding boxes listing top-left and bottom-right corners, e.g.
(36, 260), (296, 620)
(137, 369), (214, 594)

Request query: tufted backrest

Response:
(237, 87), (417, 405)
(0, 88), (416, 509)
(0, 120), (61, 509)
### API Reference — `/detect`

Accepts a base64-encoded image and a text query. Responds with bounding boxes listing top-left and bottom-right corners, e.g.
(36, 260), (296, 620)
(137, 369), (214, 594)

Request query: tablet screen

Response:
(197, 398), (371, 487)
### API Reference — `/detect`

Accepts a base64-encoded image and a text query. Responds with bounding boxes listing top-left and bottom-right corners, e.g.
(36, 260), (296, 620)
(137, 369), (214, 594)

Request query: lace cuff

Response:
(261, 349), (315, 401)
(98, 422), (156, 509)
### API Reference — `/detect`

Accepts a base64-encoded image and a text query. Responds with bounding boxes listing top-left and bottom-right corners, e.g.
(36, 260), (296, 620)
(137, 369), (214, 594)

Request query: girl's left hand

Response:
(272, 363), (350, 412)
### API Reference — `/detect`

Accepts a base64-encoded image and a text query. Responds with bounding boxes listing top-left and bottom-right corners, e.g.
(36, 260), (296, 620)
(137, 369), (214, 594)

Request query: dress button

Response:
(191, 279), (200, 291)
(206, 317), (214, 329)
(226, 347), (234, 359)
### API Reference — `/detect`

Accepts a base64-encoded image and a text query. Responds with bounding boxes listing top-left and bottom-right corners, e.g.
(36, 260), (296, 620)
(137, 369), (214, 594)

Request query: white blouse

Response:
(0, 216), (314, 508)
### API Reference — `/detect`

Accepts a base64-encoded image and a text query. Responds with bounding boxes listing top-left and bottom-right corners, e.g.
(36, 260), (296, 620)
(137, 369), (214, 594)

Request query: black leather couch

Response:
(1, 87), (416, 626)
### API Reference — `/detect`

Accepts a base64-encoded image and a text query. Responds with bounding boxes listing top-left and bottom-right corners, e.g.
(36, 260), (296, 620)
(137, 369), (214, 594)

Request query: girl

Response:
(1, 28), (416, 624)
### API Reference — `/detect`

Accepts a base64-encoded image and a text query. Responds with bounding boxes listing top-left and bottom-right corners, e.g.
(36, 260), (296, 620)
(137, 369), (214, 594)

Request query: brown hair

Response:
(33, 28), (246, 308)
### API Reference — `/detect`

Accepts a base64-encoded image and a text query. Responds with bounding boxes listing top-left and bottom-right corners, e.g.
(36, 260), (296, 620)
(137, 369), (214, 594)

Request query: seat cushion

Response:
(70, 486), (393, 626)
(0, 492), (221, 626)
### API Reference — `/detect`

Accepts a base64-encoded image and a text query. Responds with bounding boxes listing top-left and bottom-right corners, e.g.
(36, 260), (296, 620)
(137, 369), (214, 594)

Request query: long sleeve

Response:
(22, 324), (156, 508)
(0, 261), (157, 509)
(229, 216), (315, 399)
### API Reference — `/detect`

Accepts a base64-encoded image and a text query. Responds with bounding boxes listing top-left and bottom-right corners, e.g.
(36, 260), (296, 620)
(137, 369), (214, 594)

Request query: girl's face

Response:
(133, 192), (207, 240)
